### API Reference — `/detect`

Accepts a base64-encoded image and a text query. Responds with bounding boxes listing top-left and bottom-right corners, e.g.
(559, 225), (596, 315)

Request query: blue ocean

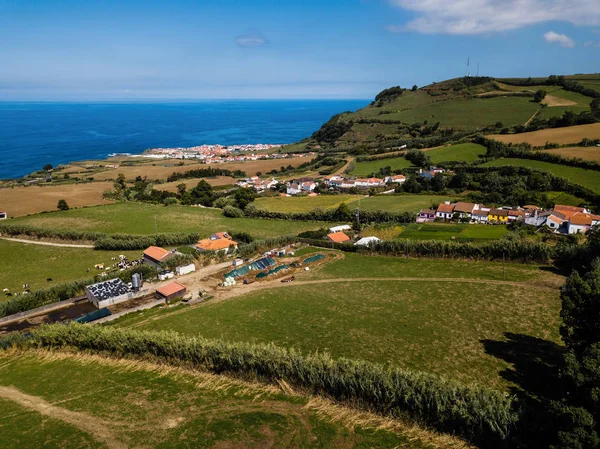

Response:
(0, 100), (368, 179)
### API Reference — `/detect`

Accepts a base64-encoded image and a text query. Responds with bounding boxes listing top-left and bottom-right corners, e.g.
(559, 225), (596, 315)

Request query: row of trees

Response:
(166, 167), (246, 183)
(94, 233), (198, 251)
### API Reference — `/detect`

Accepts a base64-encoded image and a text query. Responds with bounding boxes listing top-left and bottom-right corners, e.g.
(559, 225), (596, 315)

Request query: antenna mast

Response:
(466, 57), (470, 77)
(476, 62), (480, 77)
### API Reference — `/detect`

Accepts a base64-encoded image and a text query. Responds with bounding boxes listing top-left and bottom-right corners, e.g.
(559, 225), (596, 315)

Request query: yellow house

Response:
(488, 208), (509, 223)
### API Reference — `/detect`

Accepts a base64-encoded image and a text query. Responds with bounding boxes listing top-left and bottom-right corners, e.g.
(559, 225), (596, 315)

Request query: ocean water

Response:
(0, 100), (368, 179)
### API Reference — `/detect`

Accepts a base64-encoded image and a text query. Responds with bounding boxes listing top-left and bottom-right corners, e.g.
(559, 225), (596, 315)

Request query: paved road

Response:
(0, 237), (94, 248)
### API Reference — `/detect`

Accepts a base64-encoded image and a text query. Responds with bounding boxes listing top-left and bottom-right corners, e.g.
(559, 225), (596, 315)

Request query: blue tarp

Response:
(303, 254), (325, 264)
(224, 257), (276, 279)
(256, 264), (289, 279)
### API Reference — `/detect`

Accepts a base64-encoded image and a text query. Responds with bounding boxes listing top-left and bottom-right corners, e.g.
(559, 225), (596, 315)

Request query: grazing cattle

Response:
(2, 288), (9, 293)
(47, 278), (53, 282)
(6, 292), (12, 297)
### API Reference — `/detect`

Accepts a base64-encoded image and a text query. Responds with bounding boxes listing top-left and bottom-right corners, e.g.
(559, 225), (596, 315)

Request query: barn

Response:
(143, 246), (174, 267)
(85, 278), (132, 308)
(156, 282), (187, 302)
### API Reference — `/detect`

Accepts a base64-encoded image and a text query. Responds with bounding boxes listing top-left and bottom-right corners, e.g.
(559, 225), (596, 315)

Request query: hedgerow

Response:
(0, 324), (518, 446)
(94, 233), (198, 250)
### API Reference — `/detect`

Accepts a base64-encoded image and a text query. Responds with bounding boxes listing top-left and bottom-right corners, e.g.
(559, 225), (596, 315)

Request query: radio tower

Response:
(477, 62), (480, 77)
(466, 57), (470, 77)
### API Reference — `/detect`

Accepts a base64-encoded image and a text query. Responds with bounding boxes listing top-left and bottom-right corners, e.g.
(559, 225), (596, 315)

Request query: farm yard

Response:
(0, 240), (141, 296)
(8, 203), (332, 238)
(488, 123), (600, 146)
(0, 351), (421, 449)
(0, 182), (114, 217)
(119, 251), (562, 390)
(480, 158), (600, 193)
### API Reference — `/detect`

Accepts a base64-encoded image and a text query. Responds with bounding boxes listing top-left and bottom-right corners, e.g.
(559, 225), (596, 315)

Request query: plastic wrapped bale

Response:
(223, 277), (237, 287)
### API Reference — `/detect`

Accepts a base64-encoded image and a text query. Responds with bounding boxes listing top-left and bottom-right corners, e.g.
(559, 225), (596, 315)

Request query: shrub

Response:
(222, 206), (244, 218)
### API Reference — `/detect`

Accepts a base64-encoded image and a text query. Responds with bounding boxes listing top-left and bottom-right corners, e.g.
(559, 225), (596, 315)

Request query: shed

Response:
(143, 246), (173, 267)
(176, 263), (196, 276)
(156, 282), (187, 301)
(329, 225), (351, 233)
(86, 278), (132, 309)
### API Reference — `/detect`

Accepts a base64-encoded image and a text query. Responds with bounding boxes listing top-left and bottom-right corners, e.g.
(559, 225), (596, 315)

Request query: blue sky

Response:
(1, 0), (599, 100)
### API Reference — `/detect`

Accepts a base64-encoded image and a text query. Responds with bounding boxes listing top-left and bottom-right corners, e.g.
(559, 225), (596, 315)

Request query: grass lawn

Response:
(0, 351), (417, 449)
(126, 277), (560, 390)
(9, 203), (334, 239)
(0, 240), (141, 296)
(398, 223), (508, 242)
(480, 158), (600, 193)
(357, 195), (459, 213)
(426, 143), (486, 164)
(349, 156), (413, 176)
(254, 194), (361, 213)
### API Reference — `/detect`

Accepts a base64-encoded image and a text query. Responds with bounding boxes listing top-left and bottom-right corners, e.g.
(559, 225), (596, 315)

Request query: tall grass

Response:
(1, 324), (518, 446)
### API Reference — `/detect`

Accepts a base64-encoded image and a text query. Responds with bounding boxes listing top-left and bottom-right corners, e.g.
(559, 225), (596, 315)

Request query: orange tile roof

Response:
(196, 238), (238, 251)
(554, 205), (586, 219)
(570, 213), (593, 226)
(143, 246), (171, 261)
(327, 232), (350, 243)
(454, 202), (476, 213)
(157, 282), (186, 297)
(437, 203), (455, 213)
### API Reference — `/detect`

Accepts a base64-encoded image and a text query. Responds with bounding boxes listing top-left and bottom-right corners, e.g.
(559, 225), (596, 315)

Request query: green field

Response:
(546, 191), (588, 207)
(0, 351), (420, 449)
(480, 158), (600, 193)
(547, 88), (593, 105)
(0, 240), (141, 296)
(254, 194), (361, 213)
(426, 143), (486, 164)
(398, 223), (508, 241)
(117, 253), (562, 390)
(537, 105), (590, 120)
(349, 156), (413, 176)
(357, 195), (459, 213)
(8, 203), (332, 239)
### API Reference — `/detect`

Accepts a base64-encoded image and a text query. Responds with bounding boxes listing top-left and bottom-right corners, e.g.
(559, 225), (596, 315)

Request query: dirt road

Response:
(0, 237), (94, 248)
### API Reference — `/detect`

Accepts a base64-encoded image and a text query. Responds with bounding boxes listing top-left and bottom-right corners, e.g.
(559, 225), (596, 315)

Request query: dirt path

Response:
(524, 108), (542, 127)
(0, 237), (94, 248)
(333, 157), (355, 175)
(0, 385), (127, 449)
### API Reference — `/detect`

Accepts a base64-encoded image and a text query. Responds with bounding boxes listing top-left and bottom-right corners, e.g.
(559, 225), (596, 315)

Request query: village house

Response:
(436, 202), (455, 220)
(508, 210), (526, 222)
(453, 202), (478, 219)
(196, 236), (238, 253)
(143, 246), (174, 268)
(417, 209), (436, 223)
(384, 175), (406, 184)
(286, 180), (317, 195)
(488, 208), (509, 223)
(472, 209), (489, 223)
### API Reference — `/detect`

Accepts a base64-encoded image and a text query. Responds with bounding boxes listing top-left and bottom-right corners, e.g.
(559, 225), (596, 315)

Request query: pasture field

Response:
(122, 252), (562, 390)
(155, 176), (237, 192)
(0, 240), (141, 296)
(349, 156), (413, 176)
(480, 158), (600, 193)
(90, 156), (313, 181)
(397, 223), (508, 242)
(9, 203), (332, 238)
(357, 195), (460, 213)
(537, 105), (590, 120)
(254, 194), (361, 213)
(0, 351), (422, 449)
(488, 123), (600, 146)
(0, 182), (114, 217)
(543, 146), (600, 162)
(426, 143), (486, 164)
(542, 88), (592, 106)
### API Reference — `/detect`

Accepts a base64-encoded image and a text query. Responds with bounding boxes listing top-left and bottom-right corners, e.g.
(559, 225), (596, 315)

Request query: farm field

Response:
(0, 182), (114, 217)
(543, 146), (600, 162)
(358, 195), (460, 213)
(398, 223), (508, 241)
(0, 351), (422, 449)
(254, 194), (361, 213)
(480, 158), (600, 193)
(155, 176), (237, 192)
(349, 156), (413, 176)
(122, 253), (561, 390)
(488, 123), (600, 146)
(426, 143), (486, 164)
(537, 105), (590, 120)
(91, 157), (313, 181)
(9, 203), (332, 239)
(0, 240), (141, 296)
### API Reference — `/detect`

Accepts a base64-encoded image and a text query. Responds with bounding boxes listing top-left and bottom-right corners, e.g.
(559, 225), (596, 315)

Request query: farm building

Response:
(143, 246), (174, 267)
(416, 209), (436, 223)
(329, 224), (351, 233)
(156, 282), (187, 301)
(355, 236), (380, 247)
(196, 238), (238, 253)
(327, 232), (350, 243)
(85, 278), (132, 308)
(436, 202), (455, 219)
(0, 211), (6, 220)
(488, 209), (509, 223)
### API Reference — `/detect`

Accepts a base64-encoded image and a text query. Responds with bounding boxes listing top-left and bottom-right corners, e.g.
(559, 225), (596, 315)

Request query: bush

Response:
(2, 324), (518, 446)
(222, 206), (244, 218)
(94, 233), (198, 251)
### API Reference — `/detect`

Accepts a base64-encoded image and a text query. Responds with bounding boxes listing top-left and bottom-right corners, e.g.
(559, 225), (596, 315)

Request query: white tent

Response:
(354, 236), (381, 247)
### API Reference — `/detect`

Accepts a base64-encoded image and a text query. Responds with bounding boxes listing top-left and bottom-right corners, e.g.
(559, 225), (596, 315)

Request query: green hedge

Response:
(0, 223), (104, 241)
(245, 206), (416, 224)
(94, 233), (198, 250)
(1, 324), (518, 446)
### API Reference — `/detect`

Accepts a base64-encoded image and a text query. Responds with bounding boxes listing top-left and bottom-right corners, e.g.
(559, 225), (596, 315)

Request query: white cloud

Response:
(544, 31), (575, 48)
(235, 33), (268, 48)
(386, 0), (600, 35)
(584, 40), (600, 47)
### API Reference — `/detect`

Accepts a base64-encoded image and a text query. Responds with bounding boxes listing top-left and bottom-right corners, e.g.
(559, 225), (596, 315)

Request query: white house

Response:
(329, 224), (352, 233)
(286, 183), (301, 195)
(384, 175), (406, 184)
(436, 202), (455, 220)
